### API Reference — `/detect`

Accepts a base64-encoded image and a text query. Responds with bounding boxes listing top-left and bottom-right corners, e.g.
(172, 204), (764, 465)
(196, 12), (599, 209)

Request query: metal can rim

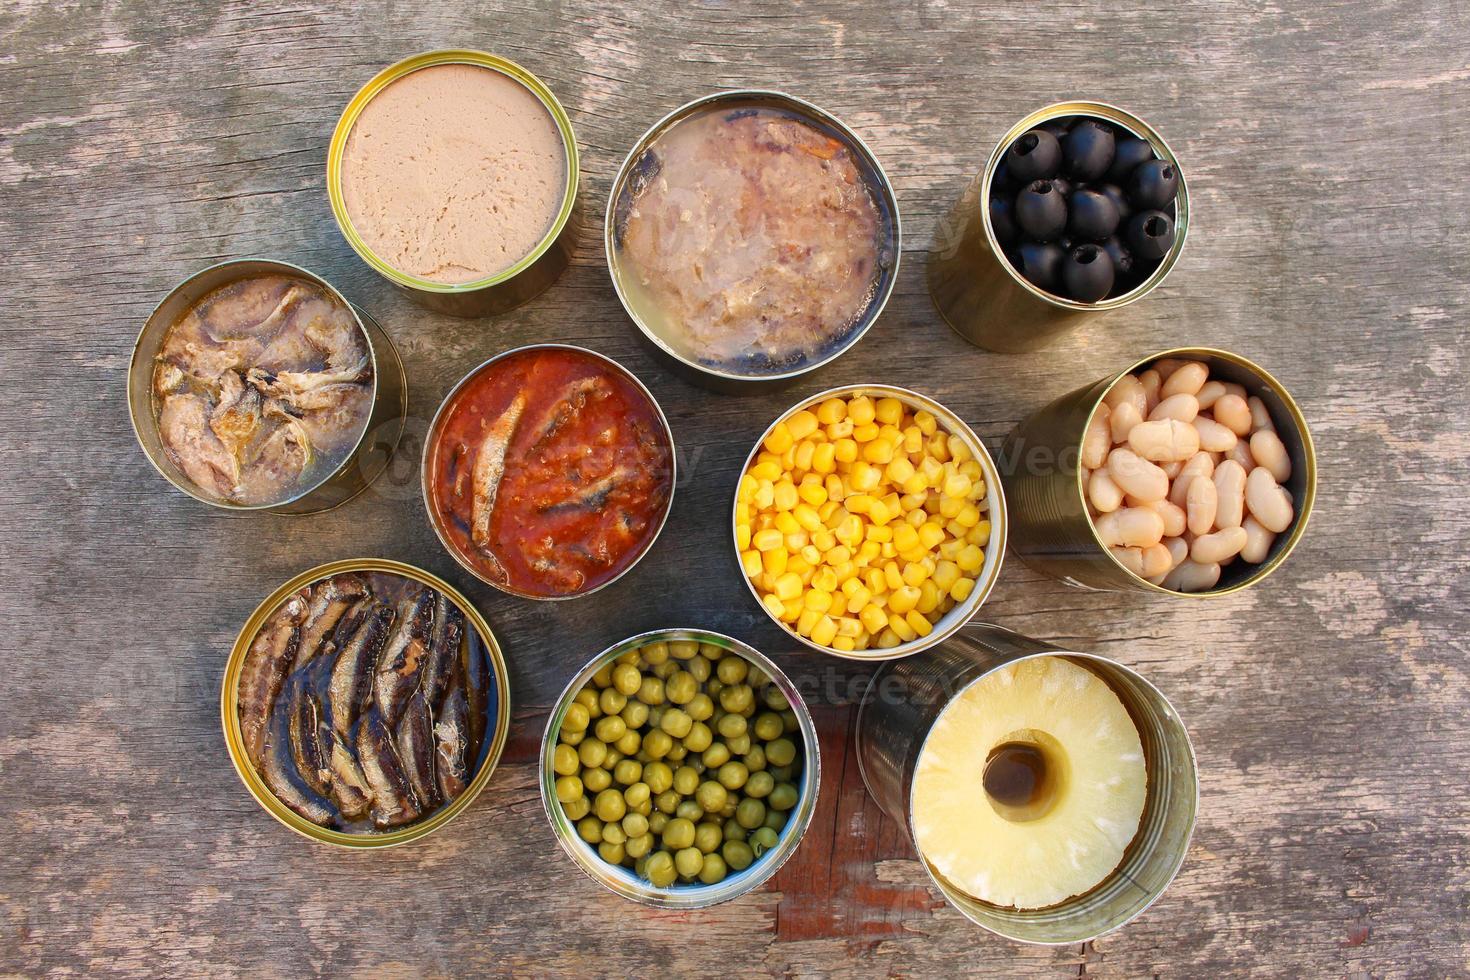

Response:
(326, 49), (580, 295)
(603, 88), (903, 385)
(420, 343), (677, 601)
(538, 627), (822, 908)
(1080, 346), (1318, 597)
(733, 383), (1008, 660)
(127, 257), (400, 513)
(979, 100), (1190, 312)
(219, 557), (513, 848)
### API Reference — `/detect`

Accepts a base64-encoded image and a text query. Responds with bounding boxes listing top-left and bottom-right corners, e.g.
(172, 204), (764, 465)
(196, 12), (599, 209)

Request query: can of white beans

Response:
(997, 347), (1317, 596)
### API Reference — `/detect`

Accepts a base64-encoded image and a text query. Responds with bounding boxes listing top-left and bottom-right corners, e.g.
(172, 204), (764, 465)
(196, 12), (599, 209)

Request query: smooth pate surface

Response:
(341, 63), (567, 285)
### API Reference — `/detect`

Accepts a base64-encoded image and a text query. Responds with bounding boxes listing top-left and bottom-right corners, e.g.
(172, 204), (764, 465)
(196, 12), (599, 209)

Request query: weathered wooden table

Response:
(4, 1), (1467, 975)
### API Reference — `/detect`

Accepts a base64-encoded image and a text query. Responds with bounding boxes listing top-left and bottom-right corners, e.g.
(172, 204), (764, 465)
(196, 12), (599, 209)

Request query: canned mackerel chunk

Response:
(607, 90), (900, 391)
(856, 624), (1198, 944)
(328, 50), (580, 317)
(222, 559), (510, 847)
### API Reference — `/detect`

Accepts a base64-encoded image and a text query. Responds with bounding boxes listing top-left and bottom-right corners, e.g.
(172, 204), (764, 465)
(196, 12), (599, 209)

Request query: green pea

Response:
(644, 762), (673, 795)
(577, 816), (603, 844)
(660, 708), (693, 739)
(622, 812), (649, 837)
(615, 729), (642, 756)
(717, 761), (749, 791)
(750, 826), (779, 856)
(769, 782), (799, 811)
(624, 781), (652, 808)
(766, 687), (790, 711)
(648, 812), (669, 835)
(563, 795), (591, 821)
(666, 671), (698, 705)
(578, 739), (608, 769)
(736, 798), (766, 830)
(669, 639), (699, 660)
(616, 649), (641, 666)
(645, 850), (676, 887)
(706, 679), (725, 699)
(766, 738), (797, 768)
(688, 655), (711, 683)
(634, 798), (652, 817)
(637, 676), (666, 705)
(722, 840), (754, 871)
(675, 799), (704, 822)
(699, 853), (728, 885)
(614, 759), (643, 786)
(653, 659), (678, 680)
(642, 729), (673, 761)
(673, 765), (700, 796)
(747, 667), (770, 689)
(781, 709), (799, 733)
(591, 664), (613, 688)
(683, 721), (713, 753)
(743, 745), (766, 772)
(642, 642), (670, 666)
(599, 687), (627, 716)
(724, 733), (752, 756)
(554, 774), (583, 803)
(745, 771), (774, 799)
(716, 713), (747, 739)
(753, 712), (784, 741)
(665, 743), (687, 762)
(716, 656), (748, 685)
(655, 790), (679, 814)
(598, 840), (626, 864)
(626, 832), (653, 859)
(719, 684), (754, 714)
(563, 702), (590, 733)
(686, 693), (714, 721)
(763, 807), (786, 831)
(612, 662), (643, 696)
(553, 744), (580, 776)
(559, 728), (585, 747)
(769, 764), (793, 782)
(601, 821), (627, 846)
(695, 781), (728, 813)
(701, 743), (731, 769)
(602, 748), (623, 770)
(674, 846), (704, 879)
(662, 817), (696, 850)
(573, 688), (601, 717)
(694, 821), (723, 854)
(621, 700), (650, 729)
(582, 767), (611, 793)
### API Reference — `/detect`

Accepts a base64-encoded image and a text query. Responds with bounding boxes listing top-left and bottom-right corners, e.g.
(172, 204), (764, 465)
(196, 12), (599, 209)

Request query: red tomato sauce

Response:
(428, 347), (673, 597)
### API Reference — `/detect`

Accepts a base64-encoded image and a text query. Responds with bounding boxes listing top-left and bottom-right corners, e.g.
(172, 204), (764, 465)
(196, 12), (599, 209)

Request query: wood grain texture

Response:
(2, 0), (1468, 975)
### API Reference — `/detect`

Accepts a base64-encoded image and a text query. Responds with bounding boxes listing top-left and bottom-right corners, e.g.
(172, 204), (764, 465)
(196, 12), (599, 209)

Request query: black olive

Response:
(1126, 159), (1180, 210)
(1038, 118), (1072, 142)
(1101, 235), (1135, 278)
(1125, 210), (1176, 261)
(1004, 129), (1061, 182)
(989, 194), (1019, 245)
(1062, 243), (1115, 302)
(1067, 189), (1120, 241)
(1095, 183), (1132, 224)
(1047, 175), (1073, 200)
(1014, 180), (1068, 241)
(991, 159), (1019, 197)
(1106, 136), (1156, 184)
(1012, 241), (1065, 293)
(1062, 119), (1115, 182)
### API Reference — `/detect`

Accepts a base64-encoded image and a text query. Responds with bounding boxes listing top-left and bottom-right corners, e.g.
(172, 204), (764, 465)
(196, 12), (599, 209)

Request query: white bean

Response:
(1191, 526), (1248, 564)
(1186, 476), (1218, 535)
(1111, 546), (1146, 576)
(1104, 375), (1148, 417)
(1249, 429), (1292, 483)
(1223, 382), (1249, 401)
(1149, 393), (1200, 423)
(1248, 395), (1275, 432)
(1212, 394), (1252, 436)
(1139, 369), (1162, 415)
(1245, 466), (1294, 533)
(1161, 361), (1208, 398)
(1195, 380), (1227, 410)
(1082, 402), (1112, 470)
(1165, 535), (1190, 569)
(1162, 559), (1221, 593)
(1149, 499), (1187, 538)
(1226, 438), (1256, 473)
(1213, 460), (1247, 529)
(1088, 468), (1124, 513)
(1109, 401), (1142, 445)
(1161, 459), (1183, 479)
(1106, 448), (1170, 503)
(1094, 506), (1166, 548)
(1128, 419), (1200, 462)
(1169, 452), (1216, 507)
(1140, 542), (1174, 578)
(1241, 517), (1276, 563)
(1192, 415), (1238, 453)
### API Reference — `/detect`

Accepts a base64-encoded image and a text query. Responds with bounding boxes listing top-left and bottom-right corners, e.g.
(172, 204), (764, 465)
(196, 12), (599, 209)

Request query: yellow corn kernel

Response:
(812, 530), (837, 553)
(799, 544), (821, 566)
(777, 598), (800, 623)
(905, 610), (933, 638)
(938, 495), (963, 519)
(859, 603), (889, 635)
(938, 538), (964, 561)
(902, 425), (924, 453)
(808, 565), (837, 593)
(864, 568), (887, 594)
(810, 614), (838, 648)
(786, 555), (812, 578)
(959, 458), (981, 480)
(968, 521), (991, 547)
(891, 523), (920, 553)
(834, 438), (859, 464)
(826, 418), (855, 439)
(828, 593), (848, 616)
(942, 469), (973, 500)
(753, 528), (782, 552)
(780, 444), (797, 470)
(793, 440), (816, 473)
(774, 511), (801, 536)
(914, 410), (937, 435)
(741, 549), (763, 577)
(786, 410), (819, 442)
(737, 473), (758, 503)
(890, 616), (916, 643)
(796, 608), (820, 637)
(876, 628), (903, 649)
(918, 522), (946, 550)
(773, 480), (798, 511)
(792, 504), (822, 533)
(933, 560), (961, 592)
(845, 493), (874, 515)
(754, 481), (775, 509)
(945, 518), (967, 540)
(733, 520), (751, 549)
(831, 560), (857, 583)
(968, 479), (987, 502)
(903, 501), (928, 523)
(954, 503), (981, 528)
(796, 480), (826, 507)
(901, 562), (929, 587)
(862, 525), (891, 546)
(880, 562), (902, 592)
(918, 456), (944, 485)
(866, 498), (892, 526)
(773, 572), (803, 601)
(836, 616), (863, 638)
(916, 580), (941, 615)
(816, 398), (847, 425)
(888, 584), (921, 615)
(762, 548), (788, 576)
(880, 542), (897, 559)
(957, 544), (984, 573)
(763, 423), (794, 455)
(852, 422), (880, 444)
(854, 632), (871, 651)
(861, 438), (894, 465)
(947, 434), (973, 463)
(951, 577), (975, 602)
(750, 460), (781, 482)
(811, 442), (837, 475)
(804, 589), (833, 613)
(847, 395), (875, 425)
(832, 634), (856, 652)
(874, 397), (904, 426)
(823, 545), (850, 566)
(823, 474), (846, 502)
(885, 455), (915, 485)
(835, 515), (863, 547)
(761, 593), (785, 619)
(816, 499), (840, 521)
(857, 540), (882, 563)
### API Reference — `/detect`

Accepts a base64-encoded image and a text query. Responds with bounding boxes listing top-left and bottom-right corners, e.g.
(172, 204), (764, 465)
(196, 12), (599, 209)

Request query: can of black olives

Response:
(998, 347), (1316, 596)
(221, 558), (512, 848)
(855, 623), (1198, 944)
(127, 258), (407, 514)
(929, 102), (1189, 353)
(540, 628), (821, 908)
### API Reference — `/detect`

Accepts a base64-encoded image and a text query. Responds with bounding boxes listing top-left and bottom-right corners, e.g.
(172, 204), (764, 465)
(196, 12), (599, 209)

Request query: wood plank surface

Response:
(2, 0), (1468, 975)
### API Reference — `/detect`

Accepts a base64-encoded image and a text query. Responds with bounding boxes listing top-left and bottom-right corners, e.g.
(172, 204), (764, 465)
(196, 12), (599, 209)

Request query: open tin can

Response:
(540, 628), (821, 908)
(998, 347), (1316, 596)
(606, 90), (901, 393)
(734, 384), (1006, 660)
(327, 50), (580, 317)
(929, 102), (1189, 353)
(221, 558), (512, 848)
(856, 623), (1198, 944)
(127, 258), (406, 515)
